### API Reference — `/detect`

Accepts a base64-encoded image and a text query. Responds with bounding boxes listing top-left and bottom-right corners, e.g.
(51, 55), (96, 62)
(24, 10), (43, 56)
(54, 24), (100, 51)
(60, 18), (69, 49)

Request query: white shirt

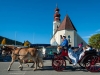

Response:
(85, 47), (91, 51)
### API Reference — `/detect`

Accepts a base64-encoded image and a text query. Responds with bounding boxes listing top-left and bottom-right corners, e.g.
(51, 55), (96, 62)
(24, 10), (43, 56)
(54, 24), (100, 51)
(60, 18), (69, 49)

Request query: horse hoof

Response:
(18, 66), (21, 68)
(27, 65), (29, 67)
(20, 67), (23, 71)
(33, 69), (36, 71)
(7, 69), (10, 71)
(30, 66), (34, 68)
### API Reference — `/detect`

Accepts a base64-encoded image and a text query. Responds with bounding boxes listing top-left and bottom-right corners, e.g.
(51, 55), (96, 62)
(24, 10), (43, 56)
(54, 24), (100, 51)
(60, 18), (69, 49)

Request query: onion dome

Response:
(55, 7), (59, 11)
(54, 13), (60, 17)
(53, 4), (61, 21)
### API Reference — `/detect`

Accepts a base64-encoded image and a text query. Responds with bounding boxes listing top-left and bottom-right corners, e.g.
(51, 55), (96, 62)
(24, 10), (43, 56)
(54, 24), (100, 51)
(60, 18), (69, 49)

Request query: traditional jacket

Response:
(60, 39), (68, 47)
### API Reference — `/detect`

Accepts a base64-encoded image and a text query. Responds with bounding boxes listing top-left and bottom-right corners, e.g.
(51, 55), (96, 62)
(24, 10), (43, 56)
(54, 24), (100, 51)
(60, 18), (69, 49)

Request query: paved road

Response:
(0, 60), (100, 75)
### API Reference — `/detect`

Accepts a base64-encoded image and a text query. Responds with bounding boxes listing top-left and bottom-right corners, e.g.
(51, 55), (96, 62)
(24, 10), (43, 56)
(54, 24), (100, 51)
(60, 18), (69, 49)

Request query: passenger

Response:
(79, 45), (92, 60)
(85, 45), (92, 51)
(79, 47), (86, 60)
(57, 35), (68, 54)
(75, 44), (83, 60)
(68, 45), (78, 67)
(60, 35), (68, 48)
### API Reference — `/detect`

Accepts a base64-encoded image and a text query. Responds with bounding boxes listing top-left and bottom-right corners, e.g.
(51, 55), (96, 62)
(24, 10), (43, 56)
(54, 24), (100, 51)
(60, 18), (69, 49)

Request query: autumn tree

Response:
(1, 38), (6, 45)
(88, 34), (100, 49)
(24, 40), (30, 47)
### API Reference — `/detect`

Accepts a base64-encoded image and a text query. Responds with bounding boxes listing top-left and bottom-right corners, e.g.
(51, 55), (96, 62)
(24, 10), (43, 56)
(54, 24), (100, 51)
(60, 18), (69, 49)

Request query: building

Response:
(50, 6), (87, 47)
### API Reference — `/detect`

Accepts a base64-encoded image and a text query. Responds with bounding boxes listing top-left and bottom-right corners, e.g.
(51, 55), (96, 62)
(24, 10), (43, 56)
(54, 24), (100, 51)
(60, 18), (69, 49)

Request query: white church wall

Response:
(76, 32), (87, 47)
(50, 30), (65, 46)
(53, 21), (60, 35)
(65, 30), (75, 47)
(74, 31), (78, 47)
(56, 30), (65, 45)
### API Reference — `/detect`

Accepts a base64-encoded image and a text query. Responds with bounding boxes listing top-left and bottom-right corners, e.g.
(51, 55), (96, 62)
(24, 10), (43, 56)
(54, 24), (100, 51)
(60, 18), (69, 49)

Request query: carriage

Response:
(52, 48), (100, 72)
(1, 45), (100, 72)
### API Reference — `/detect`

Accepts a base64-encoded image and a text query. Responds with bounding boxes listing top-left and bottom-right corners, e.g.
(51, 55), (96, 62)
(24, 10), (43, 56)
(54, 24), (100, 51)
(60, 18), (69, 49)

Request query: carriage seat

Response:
(85, 50), (97, 55)
(61, 49), (68, 56)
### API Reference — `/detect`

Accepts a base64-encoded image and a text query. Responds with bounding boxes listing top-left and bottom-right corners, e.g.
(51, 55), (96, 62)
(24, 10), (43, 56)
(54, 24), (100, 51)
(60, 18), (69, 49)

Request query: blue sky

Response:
(0, 0), (100, 44)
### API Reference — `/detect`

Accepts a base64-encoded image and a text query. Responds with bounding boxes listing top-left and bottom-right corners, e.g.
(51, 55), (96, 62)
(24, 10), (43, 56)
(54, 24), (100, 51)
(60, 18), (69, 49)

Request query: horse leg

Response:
(25, 64), (29, 67)
(33, 58), (38, 71)
(22, 60), (29, 67)
(19, 59), (29, 68)
(37, 58), (40, 68)
(18, 60), (23, 71)
(18, 59), (23, 68)
(38, 58), (43, 68)
(7, 57), (15, 71)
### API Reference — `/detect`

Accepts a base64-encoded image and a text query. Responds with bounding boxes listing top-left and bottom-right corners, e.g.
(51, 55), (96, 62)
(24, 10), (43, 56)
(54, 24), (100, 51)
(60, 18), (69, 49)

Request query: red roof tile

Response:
(57, 15), (77, 31)
(51, 15), (77, 40)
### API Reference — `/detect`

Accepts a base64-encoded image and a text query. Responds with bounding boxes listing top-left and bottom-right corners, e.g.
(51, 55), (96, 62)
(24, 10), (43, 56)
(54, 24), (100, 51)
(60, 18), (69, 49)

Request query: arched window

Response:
(60, 35), (62, 39)
(57, 25), (59, 28)
(68, 35), (71, 43)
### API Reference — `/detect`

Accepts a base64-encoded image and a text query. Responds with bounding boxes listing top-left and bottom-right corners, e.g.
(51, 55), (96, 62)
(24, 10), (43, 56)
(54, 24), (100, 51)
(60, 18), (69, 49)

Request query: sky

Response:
(0, 0), (100, 44)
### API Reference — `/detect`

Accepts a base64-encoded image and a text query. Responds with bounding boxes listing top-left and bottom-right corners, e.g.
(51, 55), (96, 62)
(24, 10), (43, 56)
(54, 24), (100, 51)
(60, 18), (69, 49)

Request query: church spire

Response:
(54, 4), (60, 21)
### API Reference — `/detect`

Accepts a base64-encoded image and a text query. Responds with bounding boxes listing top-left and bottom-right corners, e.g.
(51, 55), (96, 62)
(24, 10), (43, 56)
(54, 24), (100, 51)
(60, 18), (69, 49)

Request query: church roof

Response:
(57, 15), (77, 31)
(51, 14), (77, 40)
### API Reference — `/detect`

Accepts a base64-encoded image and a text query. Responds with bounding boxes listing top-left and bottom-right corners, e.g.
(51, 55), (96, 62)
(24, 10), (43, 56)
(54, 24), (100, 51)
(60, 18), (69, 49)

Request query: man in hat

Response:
(60, 35), (68, 48)
(57, 35), (68, 54)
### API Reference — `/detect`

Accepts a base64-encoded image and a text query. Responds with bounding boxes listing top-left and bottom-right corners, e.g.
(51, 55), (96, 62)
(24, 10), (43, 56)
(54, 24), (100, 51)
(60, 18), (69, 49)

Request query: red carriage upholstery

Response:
(61, 49), (68, 56)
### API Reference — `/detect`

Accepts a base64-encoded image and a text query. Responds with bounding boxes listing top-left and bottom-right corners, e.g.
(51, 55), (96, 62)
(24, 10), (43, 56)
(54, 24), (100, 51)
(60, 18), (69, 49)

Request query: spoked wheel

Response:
(79, 63), (85, 68)
(52, 56), (66, 71)
(85, 55), (100, 72)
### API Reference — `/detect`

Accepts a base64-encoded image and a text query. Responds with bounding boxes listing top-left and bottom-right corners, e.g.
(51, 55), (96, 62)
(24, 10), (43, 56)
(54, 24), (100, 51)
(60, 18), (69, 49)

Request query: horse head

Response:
(1, 45), (17, 53)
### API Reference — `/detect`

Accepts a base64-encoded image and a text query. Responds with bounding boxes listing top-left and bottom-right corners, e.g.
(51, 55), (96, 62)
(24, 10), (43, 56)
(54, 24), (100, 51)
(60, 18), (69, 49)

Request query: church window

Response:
(60, 35), (62, 39)
(68, 35), (71, 43)
(57, 25), (59, 28)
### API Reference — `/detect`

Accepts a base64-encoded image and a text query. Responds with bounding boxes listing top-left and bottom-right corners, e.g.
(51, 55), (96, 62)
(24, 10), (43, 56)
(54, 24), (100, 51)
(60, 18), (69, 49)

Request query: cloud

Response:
(95, 29), (100, 32)
(82, 36), (91, 38)
(82, 29), (100, 39)
(90, 33), (97, 36)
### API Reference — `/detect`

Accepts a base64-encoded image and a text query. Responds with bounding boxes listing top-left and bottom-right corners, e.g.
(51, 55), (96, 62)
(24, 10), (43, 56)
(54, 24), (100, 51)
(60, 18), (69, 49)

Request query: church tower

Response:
(53, 5), (61, 35)
(50, 5), (87, 47)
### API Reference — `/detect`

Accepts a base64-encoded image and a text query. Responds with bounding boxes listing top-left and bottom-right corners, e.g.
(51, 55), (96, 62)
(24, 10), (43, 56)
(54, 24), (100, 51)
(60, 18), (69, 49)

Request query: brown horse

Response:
(1, 45), (43, 71)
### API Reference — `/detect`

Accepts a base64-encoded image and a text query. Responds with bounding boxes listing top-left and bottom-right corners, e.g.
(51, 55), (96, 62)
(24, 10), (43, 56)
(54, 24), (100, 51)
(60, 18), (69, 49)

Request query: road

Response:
(0, 60), (100, 75)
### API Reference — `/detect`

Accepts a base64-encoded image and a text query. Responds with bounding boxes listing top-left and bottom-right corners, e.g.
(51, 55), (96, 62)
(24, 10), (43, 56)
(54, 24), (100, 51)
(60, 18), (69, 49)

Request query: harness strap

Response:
(12, 48), (27, 56)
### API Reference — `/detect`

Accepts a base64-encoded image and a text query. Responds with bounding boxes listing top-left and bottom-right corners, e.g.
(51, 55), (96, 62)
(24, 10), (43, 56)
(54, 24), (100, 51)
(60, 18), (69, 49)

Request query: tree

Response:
(24, 40), (30, 47)
(1, 38), (6, 45)
(88, 34), (100, 49)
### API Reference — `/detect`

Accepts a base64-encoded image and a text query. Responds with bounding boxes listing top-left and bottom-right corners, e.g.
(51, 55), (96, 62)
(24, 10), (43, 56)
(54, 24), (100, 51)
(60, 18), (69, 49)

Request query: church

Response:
(50, 6), (87, 47)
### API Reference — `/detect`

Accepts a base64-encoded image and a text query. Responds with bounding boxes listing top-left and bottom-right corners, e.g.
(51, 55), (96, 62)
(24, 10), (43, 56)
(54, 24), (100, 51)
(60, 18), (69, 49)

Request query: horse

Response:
(1, 45), (30, 67)
(1, 45), (43, 71)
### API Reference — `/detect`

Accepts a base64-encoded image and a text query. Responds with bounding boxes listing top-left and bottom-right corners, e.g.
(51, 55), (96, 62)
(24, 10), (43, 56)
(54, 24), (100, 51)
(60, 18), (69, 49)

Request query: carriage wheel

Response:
(79, 63), (85, 68)
(52, 57), (66, 71)
(85, 55), (100, 72)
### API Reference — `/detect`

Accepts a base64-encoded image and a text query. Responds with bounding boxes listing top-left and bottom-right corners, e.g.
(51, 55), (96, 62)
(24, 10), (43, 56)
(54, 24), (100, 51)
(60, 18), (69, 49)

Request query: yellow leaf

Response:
(1, 38), (6, 45)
